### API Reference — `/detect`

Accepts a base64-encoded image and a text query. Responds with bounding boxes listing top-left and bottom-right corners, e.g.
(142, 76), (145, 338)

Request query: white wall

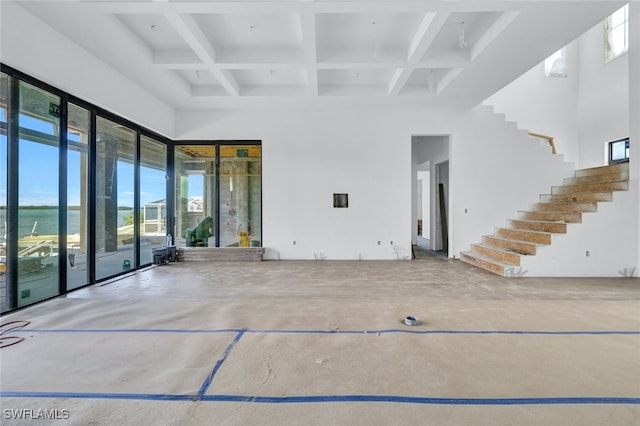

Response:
(520, 184), (638, 277)
(417, 171), (430, 240)
(630, 1), (640, 274)
(577, 17), (630, 168)
(0, 2), (175, 137)
(484, 41), (581, 165)
(177, 105), (575, 265)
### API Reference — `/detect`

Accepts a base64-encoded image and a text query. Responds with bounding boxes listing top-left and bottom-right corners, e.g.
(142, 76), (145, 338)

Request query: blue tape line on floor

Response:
(196, 330), (245, 400)
(16, 328), (640, 335)
(2, 392), (639, 405)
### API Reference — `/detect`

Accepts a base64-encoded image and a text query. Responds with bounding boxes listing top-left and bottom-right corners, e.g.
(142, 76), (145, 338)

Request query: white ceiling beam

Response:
(163, 12), (240, 96)
(300, 12), (319, 96)
(433, 12), (519, 96)
(436, 67), (464, 94)
(388, 12), (449, 96)
(78, 1), (522, 15)
(470, 11), (520, 60)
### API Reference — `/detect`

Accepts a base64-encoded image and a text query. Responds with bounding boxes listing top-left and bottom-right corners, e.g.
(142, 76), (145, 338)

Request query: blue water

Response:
(0, 209), (131, 239)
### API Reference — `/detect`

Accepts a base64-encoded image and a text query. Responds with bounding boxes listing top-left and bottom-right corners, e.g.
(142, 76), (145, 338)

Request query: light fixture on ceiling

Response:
(459, 21), (467, 48)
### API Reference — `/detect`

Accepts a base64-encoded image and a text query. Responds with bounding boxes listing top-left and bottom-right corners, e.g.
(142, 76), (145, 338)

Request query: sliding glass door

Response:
(67, 103), (90, 290)
(174, 143), (261, 248)
(175, 145), (216, 247)
(140, 135), (167, 264)
(219, 145), (262, 247)
(95, 117), (135, 280)
(17, 81), (61, 307)
(0, 73), (8, 311)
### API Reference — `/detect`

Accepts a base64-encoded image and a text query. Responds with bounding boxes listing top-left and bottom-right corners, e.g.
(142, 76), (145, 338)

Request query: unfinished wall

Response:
(577, 16), (630, 169)
(0, 2), (174, 137)
(483, 41), (581, 165)
(176, 105), (579, 266)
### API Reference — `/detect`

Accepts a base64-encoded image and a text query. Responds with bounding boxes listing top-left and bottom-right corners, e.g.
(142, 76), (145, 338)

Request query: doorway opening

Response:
(412, 136), (450, 258)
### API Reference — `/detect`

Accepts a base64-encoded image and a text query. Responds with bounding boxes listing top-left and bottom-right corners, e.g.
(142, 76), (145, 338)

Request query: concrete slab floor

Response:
(1, 258), (639, 425)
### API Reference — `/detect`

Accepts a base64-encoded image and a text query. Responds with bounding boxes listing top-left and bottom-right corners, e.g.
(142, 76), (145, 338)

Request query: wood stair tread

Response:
(485, 235), (546, 246)
(507, 218), (575, 225)
(473, 242), (529, 258)
(464, 163), (628, 277)
(460, 251), (514, 276)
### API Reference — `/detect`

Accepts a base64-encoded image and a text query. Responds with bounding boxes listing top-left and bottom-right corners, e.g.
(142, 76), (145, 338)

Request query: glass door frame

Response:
(1, 63), (172, 313)
(169, 140), (262, 248)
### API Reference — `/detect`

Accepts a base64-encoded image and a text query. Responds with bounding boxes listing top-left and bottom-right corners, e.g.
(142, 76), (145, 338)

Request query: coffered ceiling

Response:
(11, 1), (627, 110)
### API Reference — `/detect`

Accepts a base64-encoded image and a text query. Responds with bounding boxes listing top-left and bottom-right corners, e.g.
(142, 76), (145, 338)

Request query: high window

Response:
(605, 4), (629, 63)
(544, 47), (567, 77)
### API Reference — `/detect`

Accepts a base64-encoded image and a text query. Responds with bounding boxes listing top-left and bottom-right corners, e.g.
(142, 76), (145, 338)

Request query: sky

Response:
(1, 114), (167, 208)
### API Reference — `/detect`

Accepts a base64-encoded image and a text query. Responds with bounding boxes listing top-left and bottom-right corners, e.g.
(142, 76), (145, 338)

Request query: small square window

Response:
(333, 193), (348, 208)
(609, 137), (630, 164)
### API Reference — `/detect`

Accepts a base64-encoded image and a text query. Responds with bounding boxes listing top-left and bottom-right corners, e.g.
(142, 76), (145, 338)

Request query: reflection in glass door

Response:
(175, 145), (216, 247)
(140, 135), (167, 264)
(95, 117), (135, 280)
(17, 82), (61, 306)
(174, 143), (261, 248)
(219, 145), (261, 247)
(0, 73), (8, 311)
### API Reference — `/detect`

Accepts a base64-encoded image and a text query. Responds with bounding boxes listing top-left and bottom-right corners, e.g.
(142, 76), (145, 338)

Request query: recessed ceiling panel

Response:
(194, 13), (303, 54)
(233, 69), (307, 86)
(316, 13), (423, 62)
(117, 14), (191, 52)
(422, 12), (503, 60)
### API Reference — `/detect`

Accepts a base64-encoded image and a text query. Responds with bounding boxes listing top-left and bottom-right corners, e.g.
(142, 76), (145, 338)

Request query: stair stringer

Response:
(518, 180), (638, 277)
(454, 105), (575, 259)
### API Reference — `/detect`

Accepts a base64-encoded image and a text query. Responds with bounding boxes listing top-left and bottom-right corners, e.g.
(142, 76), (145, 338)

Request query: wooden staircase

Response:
(460, 163), (629, 276)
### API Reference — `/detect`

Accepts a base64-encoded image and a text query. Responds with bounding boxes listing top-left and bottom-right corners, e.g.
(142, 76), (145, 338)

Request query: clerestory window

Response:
(544, 47), (567, 77)
(605, 4), (629, 63)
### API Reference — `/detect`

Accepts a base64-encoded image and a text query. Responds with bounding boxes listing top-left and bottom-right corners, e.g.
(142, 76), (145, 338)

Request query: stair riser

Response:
(472, 244), (520, 265)
(483, 236), (537, 255)
(575, 163), (628, 177)
(497, 228), (551, 245)
(540, 193), (612, 203)
(461, 253), (505, 276)
(518, 211), (581, 223)
(532, 202), (597, 212)
(509, 220), (567, 233)
(552, 181), (628, 194)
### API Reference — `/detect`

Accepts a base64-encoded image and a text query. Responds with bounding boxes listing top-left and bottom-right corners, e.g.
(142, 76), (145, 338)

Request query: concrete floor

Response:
(1, 258), (639, 425)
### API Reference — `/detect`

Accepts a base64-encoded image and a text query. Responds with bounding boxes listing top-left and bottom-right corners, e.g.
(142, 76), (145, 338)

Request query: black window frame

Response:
(608, 137), (630, 165)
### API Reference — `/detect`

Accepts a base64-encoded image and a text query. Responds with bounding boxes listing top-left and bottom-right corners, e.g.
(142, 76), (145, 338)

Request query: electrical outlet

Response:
(377, 241), (380, 245)
(21, 289), (30, 299)
(586, 250), (590, 257)
(293, 240), (296, 245)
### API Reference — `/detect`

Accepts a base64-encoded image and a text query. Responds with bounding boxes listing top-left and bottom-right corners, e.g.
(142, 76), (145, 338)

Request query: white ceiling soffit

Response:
(14, 1), (627, 110)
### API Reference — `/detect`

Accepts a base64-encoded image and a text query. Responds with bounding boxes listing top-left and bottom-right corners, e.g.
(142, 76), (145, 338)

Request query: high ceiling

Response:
(13, 1), (627, 110)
